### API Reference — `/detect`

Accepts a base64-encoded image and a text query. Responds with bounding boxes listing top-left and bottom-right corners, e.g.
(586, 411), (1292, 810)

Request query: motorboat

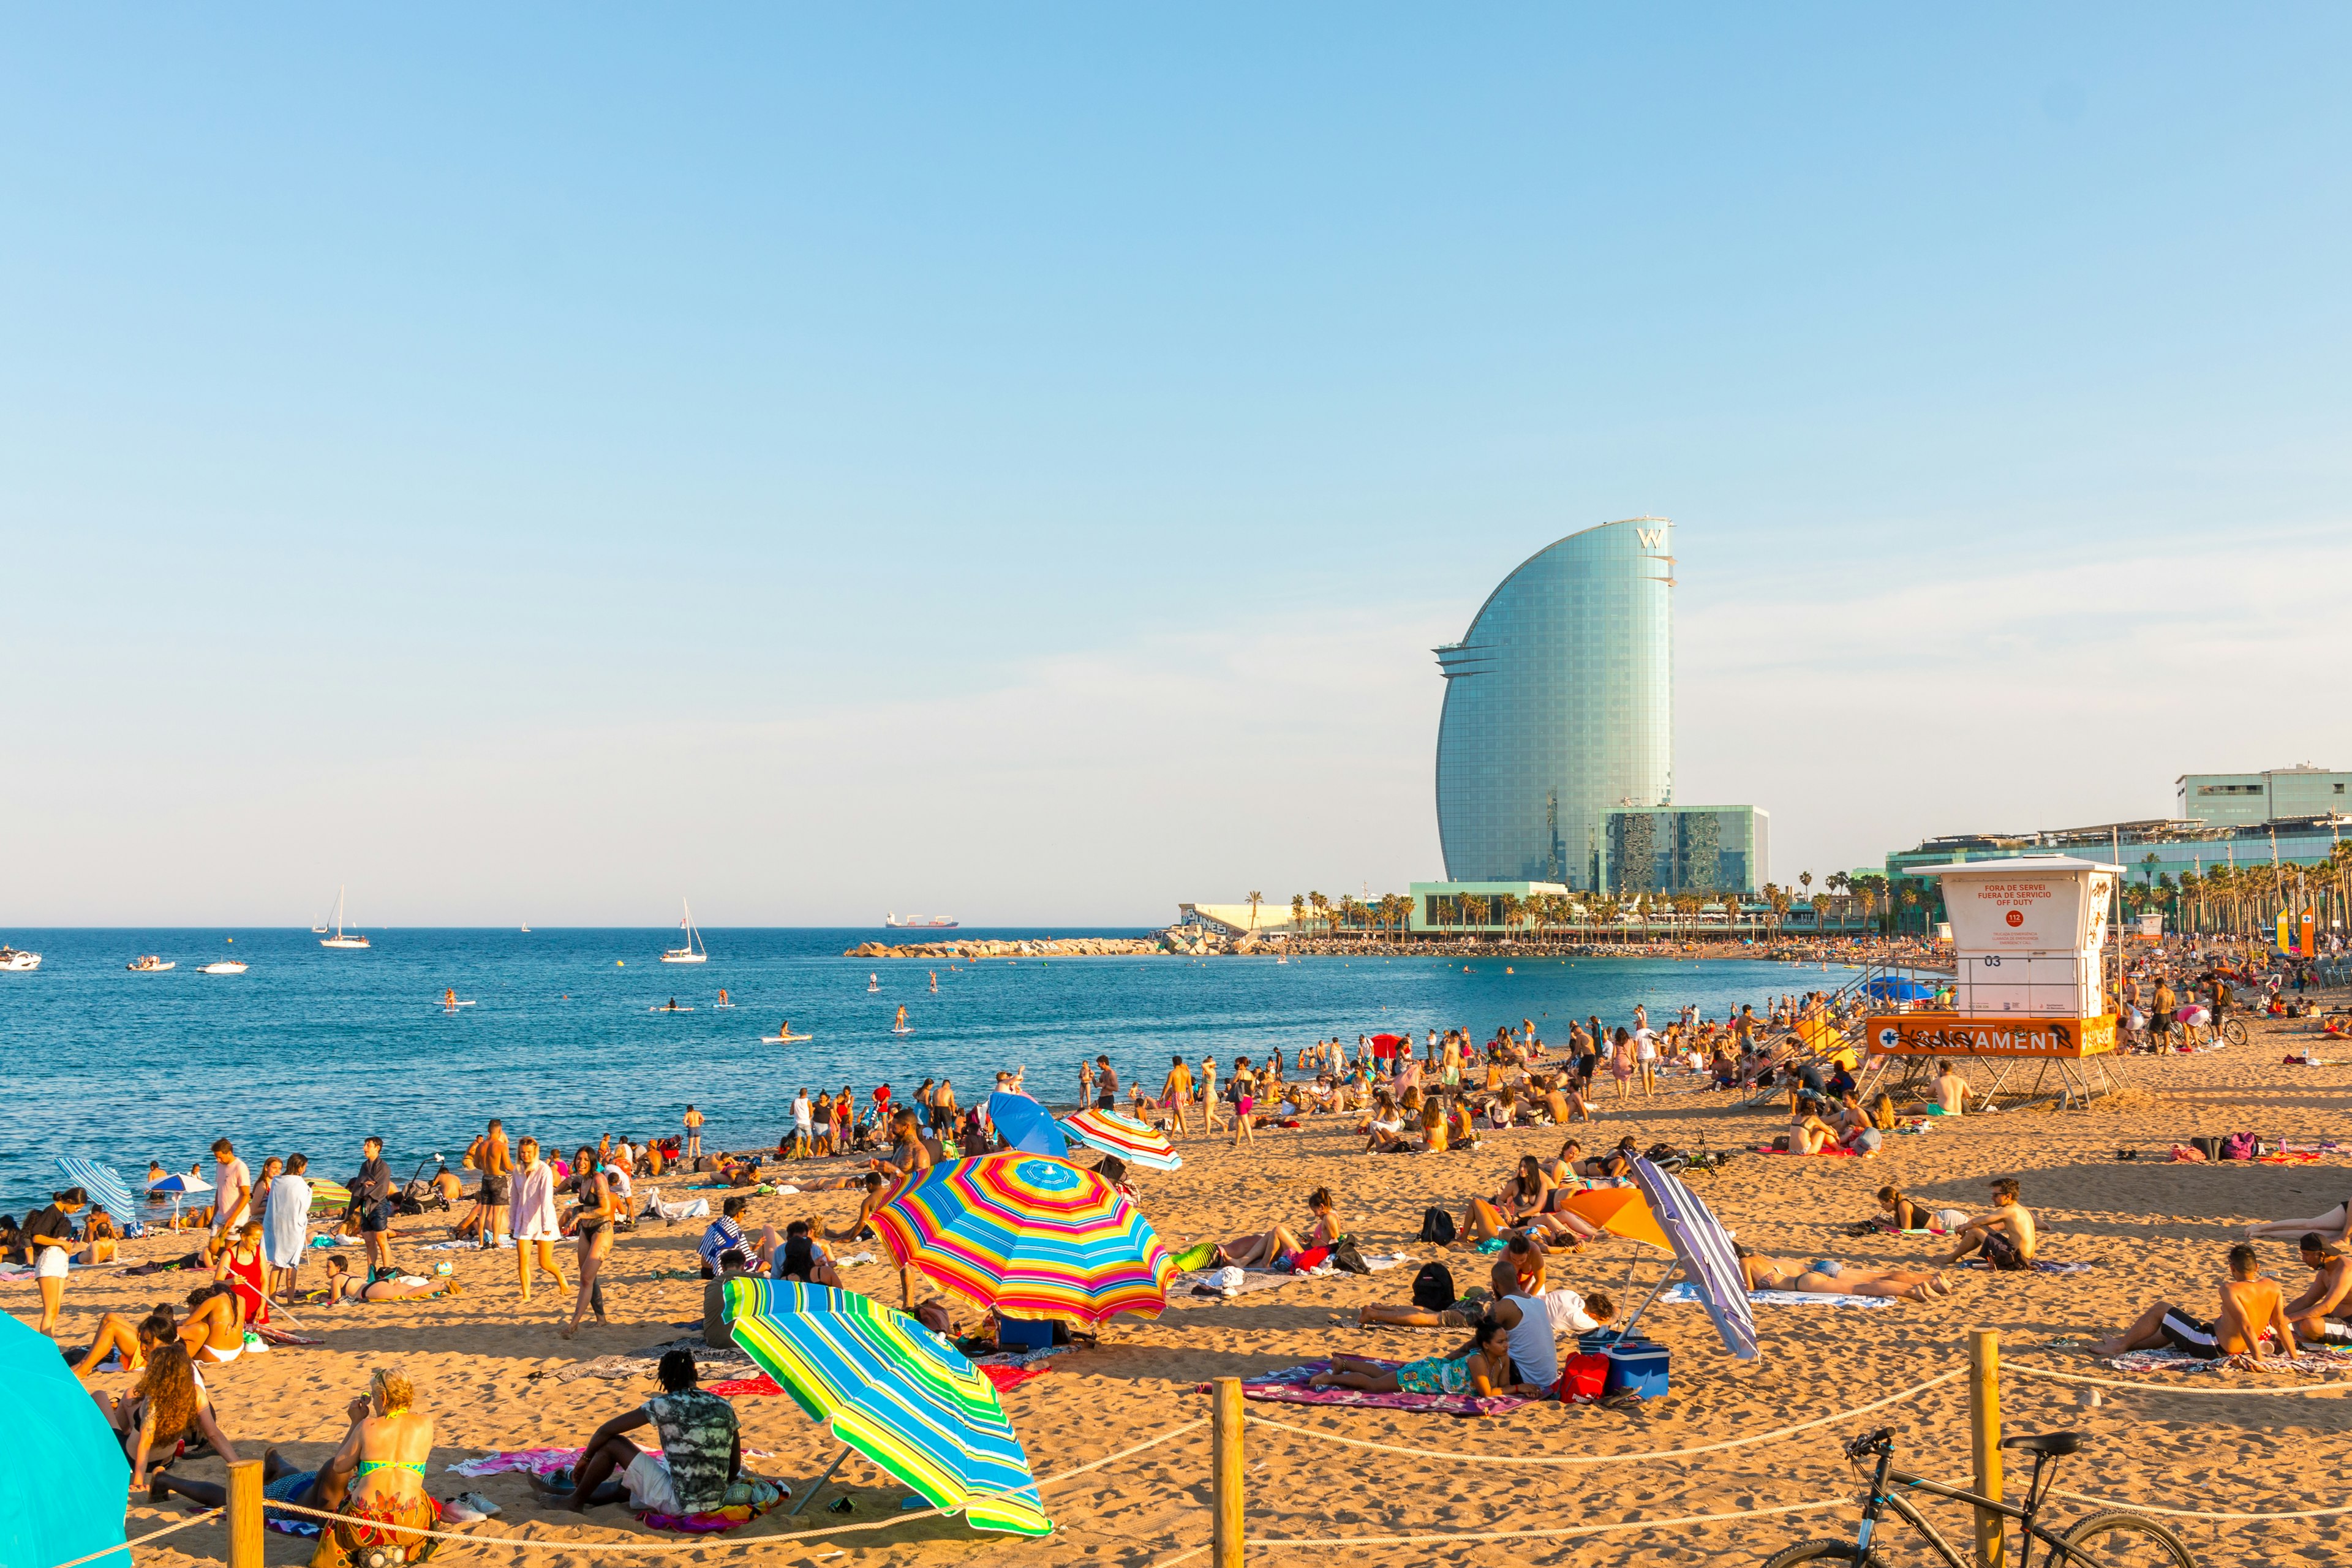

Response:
(885, 912), (960, 929)
(320, 886), (371, 949)
(126, 956), (176, 972)
(0, 946), (40, 971)
(660, 899), (709, 963)
(199, 961), (249, 975)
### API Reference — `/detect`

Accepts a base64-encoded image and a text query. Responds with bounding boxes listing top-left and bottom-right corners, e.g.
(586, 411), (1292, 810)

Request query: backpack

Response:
(1553, 1351), (1609, 1404)
(1410, 1261), (1457, 1311)
(2220, 1131), (2261, 1161)
(1418, 1207), (1457, 1245)
(1331, 1238), (1371, 1275)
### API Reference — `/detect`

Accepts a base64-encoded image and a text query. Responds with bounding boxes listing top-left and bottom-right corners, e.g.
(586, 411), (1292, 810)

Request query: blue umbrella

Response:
(56, 1156), (136, 1222)
(984, 1093), (1067, 1157)
(148, 1172), (211, 1194)
(1626, 1156), (1758, 1360)
(1, 1313), (130, 1568)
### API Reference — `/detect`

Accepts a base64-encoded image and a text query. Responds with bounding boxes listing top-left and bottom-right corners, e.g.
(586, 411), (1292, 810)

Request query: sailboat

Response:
(320, 886), (372, 949)
(660, 900), (708, 964)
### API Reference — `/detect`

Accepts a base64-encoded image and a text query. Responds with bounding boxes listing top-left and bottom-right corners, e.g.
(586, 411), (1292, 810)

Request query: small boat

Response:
(885, 912), (960, 929)
(520, 923), (532, 933)
(1, 946), (42, 971)
(320, 886), (371, 949)
(761, 1033), (813, 1044)
(126, 956), (176, 972)
(661, 900), (709, 964)
(199, 961), (248, 974)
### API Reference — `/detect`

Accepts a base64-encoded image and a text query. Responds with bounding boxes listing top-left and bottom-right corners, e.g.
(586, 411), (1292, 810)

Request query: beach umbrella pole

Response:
(784, 1446), (854, 1518)
(1614, 1258), (1683, 1341)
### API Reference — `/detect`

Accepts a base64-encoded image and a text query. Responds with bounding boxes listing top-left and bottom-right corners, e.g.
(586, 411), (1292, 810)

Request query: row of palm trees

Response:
(2126, 843), (2352, 938)
(1237, 880), (1921, 944)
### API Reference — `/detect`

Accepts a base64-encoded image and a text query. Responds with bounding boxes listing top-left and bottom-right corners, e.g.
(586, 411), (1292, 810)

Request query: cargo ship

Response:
(884, 913), (960, 929)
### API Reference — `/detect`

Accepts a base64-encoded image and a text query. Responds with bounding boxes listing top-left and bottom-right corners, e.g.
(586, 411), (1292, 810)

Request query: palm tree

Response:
(1899, 883), (1921, 934)
(1856, 880), (1881, 935)
(1246, 891), (1264, 935)
(1800, 871), (1814, 905)
(1826, 871), (1850, 933)
(1811, 892), (1831, 932)
(1290, 894), (1306, 937)
(1308, 891), (1329, 938)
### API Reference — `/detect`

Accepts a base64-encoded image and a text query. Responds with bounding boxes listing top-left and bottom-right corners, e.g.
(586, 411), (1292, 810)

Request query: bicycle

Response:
(1762, 1425), (2196, 1567)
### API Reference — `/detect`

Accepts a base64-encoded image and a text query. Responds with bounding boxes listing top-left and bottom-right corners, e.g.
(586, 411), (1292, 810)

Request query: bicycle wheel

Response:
(2059, 1509), (2199, 1566)
(1760, 1539), (1864, 1567)
(2221, 1018), (2248, 1046)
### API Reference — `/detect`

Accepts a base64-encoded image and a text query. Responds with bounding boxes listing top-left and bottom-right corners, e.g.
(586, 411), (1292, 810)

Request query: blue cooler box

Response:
(1577, 1330), (1670, 1398)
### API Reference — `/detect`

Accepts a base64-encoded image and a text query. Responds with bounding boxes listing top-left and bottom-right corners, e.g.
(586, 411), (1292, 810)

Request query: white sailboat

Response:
(660, 900), (708, 964)
(320, 886), (372, 949)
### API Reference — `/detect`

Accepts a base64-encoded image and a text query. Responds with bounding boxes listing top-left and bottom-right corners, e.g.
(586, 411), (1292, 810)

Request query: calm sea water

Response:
(0, 927), (1859, 1215)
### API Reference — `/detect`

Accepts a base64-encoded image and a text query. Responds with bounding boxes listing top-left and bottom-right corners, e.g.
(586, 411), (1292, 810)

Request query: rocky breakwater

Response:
(844, 936), (1167, 959)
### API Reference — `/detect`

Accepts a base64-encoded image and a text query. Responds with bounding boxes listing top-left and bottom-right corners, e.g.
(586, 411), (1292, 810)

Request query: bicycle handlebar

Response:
(1844, 1427), (1895, 1460)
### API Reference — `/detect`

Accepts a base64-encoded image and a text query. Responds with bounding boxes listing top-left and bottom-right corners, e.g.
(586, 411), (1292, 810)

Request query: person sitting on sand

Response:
(1211, 1188), (1342, 1270)
(2096, 1242), (2296, 1365)
(69, 1305), (176, 1379)
(94, 1340), (240, 1489)
(816, 1172), (895, 1245)
(1938, 1178), (2037, 1269)
(307, 1366), (440, 1567)
(314, 1254), (464, 1305)
(1483, 1261), (1616, 1386)
(1308, 1314), (1545, 1400)
(2282, 1234), (2352, 1345)
(1783, 1109), (1839, 1155)
(1928, 1059), (1972, 1116)
(1736, 1245), (1955, 1302)
(178, 1281), (247, 1364)
(75, 1204), (121, 1265)
(771, 1222), (843, 1287)
(1363, 1093), (1412, 1154)
(539, 1348), (741, 1517)
(704, 1249), (755, 1349)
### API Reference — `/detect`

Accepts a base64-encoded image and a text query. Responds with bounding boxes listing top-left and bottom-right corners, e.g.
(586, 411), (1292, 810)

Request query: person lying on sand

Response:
(1937, 1178), (2037, 1268)
(313, 1254), (464, 1305)
(2282, 1234), (2352, 1344)
(537, 1348), (741, 1516)
(148, 1441), (332, 1517)
(2245, 1200), (2352, 1247)
(1308, 1315), (1544, 1400)
(2095, 1242), (2296, 1365)
(1357, 1257), (1615, 1338)
(1875, 1185), (1969, 1235)
(1736, 1245), (1954, 1301)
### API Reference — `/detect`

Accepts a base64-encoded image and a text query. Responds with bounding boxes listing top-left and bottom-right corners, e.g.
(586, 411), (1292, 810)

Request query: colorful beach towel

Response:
(1218, 1359), (1534, 1417)
(2104, 1346), (2352, 1378)
(447, 1447), (587, 1479)
(1174, 1267), (1303, 1302)
(1663, 1281), (1896, 1310)
(981, 1362), (1052, 1393)
(640, 1477), (785, 1534)
(1959, 1258), (2097, 1275)
(704, 1373), (783, 1397)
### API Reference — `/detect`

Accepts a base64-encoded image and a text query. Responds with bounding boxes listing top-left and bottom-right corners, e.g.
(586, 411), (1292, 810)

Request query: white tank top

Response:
(1502, 1293), (1559, 1385)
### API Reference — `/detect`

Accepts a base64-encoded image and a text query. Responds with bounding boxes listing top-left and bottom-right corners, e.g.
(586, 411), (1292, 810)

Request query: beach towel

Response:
(255, 1325), (323, 1346)
(981, 1362), (1052, 1393)
(1218, 1359), (1534, 1418)
(1754, 1144), (1858, 1157)
(640, 1477), (785, 1534)
(1960, 1259), (2096, 1275)
(1663, 1281), (1896, 1310)
(1174, 1267), (1303, 1302)
(447, 1447), (588, 1479)
(2103, 1346), (2352, 1378)
(704, 1373), (784, 1397)
(969, 1344), (1072, 1370)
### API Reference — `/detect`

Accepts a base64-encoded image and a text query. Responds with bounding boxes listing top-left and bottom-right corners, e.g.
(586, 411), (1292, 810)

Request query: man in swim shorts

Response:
(1939, 1178), (2035, 1268)
(2097, 1242), (2296, 1364)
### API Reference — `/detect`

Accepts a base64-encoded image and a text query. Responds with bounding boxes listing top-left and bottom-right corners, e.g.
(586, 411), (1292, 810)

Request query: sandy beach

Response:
(31, 1005), (2352, 1568)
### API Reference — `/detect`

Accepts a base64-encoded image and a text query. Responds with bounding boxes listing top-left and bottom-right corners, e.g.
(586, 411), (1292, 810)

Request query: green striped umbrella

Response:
(723, 1277), (1050, 1536)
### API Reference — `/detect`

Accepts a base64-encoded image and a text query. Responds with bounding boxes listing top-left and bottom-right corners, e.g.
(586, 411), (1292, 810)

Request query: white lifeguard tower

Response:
(1865, 856), (2125, 1107)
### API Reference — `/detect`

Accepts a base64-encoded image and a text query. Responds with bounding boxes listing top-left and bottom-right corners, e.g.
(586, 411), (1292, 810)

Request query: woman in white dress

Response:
(264, 1153), (312, 1300)
(509, 1137), (568, 1308)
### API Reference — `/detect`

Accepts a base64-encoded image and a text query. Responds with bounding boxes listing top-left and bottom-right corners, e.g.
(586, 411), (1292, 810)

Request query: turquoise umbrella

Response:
(1, 1312), (130, 1568)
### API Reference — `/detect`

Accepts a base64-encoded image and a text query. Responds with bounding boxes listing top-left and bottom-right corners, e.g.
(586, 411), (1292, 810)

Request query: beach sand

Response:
(34, 1009), (2352, 1567)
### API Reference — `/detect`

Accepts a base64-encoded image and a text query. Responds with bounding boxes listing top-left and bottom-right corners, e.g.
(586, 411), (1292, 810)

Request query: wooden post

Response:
(1212, 1375), (1245, 1568)
(1969, 1327), (2003, 1568)
(226, 1457), (264, 1568)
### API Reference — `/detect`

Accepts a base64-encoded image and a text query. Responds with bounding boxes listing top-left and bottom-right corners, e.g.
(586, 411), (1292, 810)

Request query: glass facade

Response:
(1604, 805), (1767, 895)
(1434, 518), (1673, 888)
(2176, 768), (2351, 829)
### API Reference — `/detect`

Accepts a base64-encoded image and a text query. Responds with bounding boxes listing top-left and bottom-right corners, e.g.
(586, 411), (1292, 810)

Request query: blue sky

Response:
(5, 9), (2348, 925)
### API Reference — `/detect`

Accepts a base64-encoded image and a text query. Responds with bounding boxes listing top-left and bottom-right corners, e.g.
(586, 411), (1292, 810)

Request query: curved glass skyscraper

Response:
(1434, 518), (1673, 888)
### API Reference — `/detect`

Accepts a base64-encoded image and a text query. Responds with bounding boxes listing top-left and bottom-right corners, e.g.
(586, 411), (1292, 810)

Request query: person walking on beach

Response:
(211, 1139), (252, 1243)
(265, 1153), (311, 1301)
(1229, 1058), (1257, 1147)
(1160, 1055), (1193, 1136)
(791, 1089), (814, 1158)
(563, 1148), (617, 1338)
(510, 1137), (567, 1306)
(683, 1104), (704, 1161)
(353, 1136), (398, 1278)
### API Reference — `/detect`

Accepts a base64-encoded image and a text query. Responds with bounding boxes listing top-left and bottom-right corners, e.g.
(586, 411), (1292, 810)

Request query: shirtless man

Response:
(1160, 1055), (1193, 1137)
(1939, 1178), (2036, 1269)
(2282, 1234), (2352, 1344)
(1930, 1060), (1972, 1117)
(2097, 1242), (2297, 1365)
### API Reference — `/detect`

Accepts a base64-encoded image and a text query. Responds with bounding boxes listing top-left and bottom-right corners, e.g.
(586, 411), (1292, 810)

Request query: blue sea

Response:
(0, 927), (1859, 1216)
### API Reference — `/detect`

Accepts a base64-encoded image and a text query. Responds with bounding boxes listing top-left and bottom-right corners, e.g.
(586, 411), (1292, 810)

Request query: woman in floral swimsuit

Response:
(1306, 1317), (1538, 1398)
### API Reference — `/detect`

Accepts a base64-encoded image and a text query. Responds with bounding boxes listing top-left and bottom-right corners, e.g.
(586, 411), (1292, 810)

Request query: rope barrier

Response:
(239, 1415), (1207, 1555)
(48, 1509), (223, 1568)
(2007, 1361), (2352, 1396)
(1239, 1365), (1966, 1465)
(1145, 1494), (1851, 1567)
(2050, 1488), (2352, 1521)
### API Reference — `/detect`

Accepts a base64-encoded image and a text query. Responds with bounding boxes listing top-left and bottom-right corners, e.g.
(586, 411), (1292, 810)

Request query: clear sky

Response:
(5, 9), (2348, 927)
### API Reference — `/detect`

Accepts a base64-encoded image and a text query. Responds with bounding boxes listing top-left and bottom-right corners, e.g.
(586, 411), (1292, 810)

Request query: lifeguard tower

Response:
(1864, 856), (2124, 1109)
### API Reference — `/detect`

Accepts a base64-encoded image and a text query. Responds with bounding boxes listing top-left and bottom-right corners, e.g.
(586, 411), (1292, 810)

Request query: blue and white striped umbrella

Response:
(55, 1157), (136, 1220)
(1630, 1156), (1757, 1361)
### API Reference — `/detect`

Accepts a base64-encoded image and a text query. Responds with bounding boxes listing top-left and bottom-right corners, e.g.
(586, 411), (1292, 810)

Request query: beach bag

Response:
(1411, 1261), (1457, 1311)
(1330, 1238), (1371, 1275)
(1553, 1352), (1609, 1404)
(2220, 1131), (2261, 1161)
(1289, 1246), (1331, 1274)
(2190, 1135), (2223, 1161)
(1418, 1207), (1457, 1245)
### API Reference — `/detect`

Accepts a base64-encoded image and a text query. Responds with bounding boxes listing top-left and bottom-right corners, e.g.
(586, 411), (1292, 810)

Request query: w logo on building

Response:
(1636, 527), (1667, 550)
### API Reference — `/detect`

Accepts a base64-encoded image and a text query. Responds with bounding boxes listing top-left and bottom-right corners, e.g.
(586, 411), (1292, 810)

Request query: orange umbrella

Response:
(1555, 1186), (1673, 1251)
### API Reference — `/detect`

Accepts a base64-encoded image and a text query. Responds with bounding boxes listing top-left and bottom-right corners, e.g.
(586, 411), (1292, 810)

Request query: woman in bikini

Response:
(1737, 1245), (1955, 1301)
(310, 1366), (440, 1568)
(1212, 1189), (1342, 1269)
(1308, 1316), (1542, 1398)
(2246, 1200), (2352, 1245)
(180, 1281), (248, 1365)
(1229, 1058), (1257, 1147)
(314, 1254), (464, 1303)
(564, 1150), (617, 1338)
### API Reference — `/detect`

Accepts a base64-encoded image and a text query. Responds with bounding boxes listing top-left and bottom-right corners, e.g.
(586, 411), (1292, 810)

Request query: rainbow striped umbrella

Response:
(871, 1154), (1174, 1324)
(722, 1278), (1049, 1536)
(306, 1178), (353, 1210)
(1059, 1108), (1182, 1174)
